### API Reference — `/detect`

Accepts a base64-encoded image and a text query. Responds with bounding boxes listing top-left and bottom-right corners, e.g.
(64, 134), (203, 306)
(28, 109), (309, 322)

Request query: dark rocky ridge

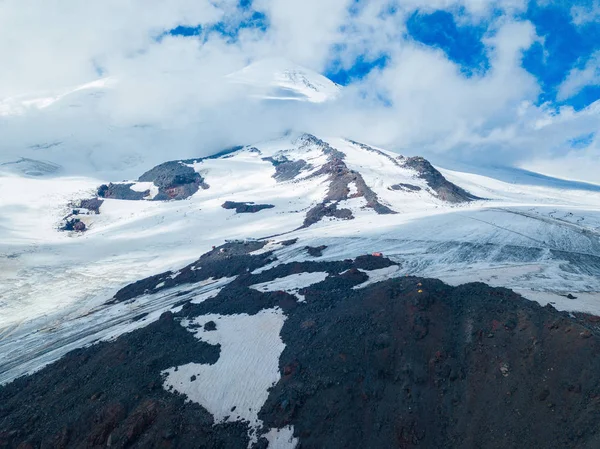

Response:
(97, 161), (209, 202)
(403, 156), (480, 203)
(2, 242), (600, 448)
(138, 161), (207, 201)
(300, 134), (396, 227)
(347, 139), (478, 203)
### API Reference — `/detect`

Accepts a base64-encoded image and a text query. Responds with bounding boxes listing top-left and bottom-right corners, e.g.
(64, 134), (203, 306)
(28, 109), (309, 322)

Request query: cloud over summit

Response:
(0, 0), (598, 183)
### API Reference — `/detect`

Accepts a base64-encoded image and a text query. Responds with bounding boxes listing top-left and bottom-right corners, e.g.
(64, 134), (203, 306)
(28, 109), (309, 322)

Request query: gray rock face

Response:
(97, 161), (207, 202)
(403, 157), (480, 203)
(262, 156), (311, 181)
(390, 183), (422, 192)
(98, 183), (148, 201)
(301, 135), (396, 227)
(138, 161), (205, 201)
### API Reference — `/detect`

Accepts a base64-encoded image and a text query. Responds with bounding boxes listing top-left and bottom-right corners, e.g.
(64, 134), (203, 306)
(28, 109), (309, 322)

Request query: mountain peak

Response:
(227, 58), (341, 103)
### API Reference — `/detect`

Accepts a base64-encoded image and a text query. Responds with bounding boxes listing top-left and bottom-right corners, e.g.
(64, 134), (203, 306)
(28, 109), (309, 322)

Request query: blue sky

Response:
(322, 0), (600, 112)
(165, 0), (599, 116)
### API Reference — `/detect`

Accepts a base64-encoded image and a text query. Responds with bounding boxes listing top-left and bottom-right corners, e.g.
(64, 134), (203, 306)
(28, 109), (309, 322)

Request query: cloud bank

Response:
(0, 0), (598, 183)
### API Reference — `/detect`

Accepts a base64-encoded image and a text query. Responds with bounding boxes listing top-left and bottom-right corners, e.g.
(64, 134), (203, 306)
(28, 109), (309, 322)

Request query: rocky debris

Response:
(98, 183), (148, 201)
(60, 218), (86, 232)
(280, 238), (298, 246)
(300, 135), (395, 227)
(303, 203), (353, 227)
(222, 201), (275, 214)
(305, 245), (327, 257)
(3, 245), (600, 448)
(78, 198), (104, 214)
(390, 183), (422, 192)
(109, 241), (272, 304)
(59, 197), (104, 233)
(402, 157), (479, 203)
(138, 161), (207, 201)
(262, 156), (311, 181)
(204, 321), (217, 331)
(97, 161), (208, 202)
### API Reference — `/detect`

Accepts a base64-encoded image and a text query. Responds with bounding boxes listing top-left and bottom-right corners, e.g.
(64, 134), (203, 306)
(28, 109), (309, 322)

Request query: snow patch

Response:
(347, 182), (358, 197)
(162, 308), (287, 438)
(353, 265), (403, 289)
(264, 426), (299, 449)
(249, 272), (328, 302)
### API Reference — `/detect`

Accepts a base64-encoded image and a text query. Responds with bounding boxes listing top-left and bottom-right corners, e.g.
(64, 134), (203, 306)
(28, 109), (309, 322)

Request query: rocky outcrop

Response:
(222, 201), (275, 214)
(262, 156), (311, 181)
(403, 156), (479, 203)
(300, 134), (395, 227)
(138, 161), (206, 201)
(347, 139), (479, 203)
(60, 218), (86, 232)
(97, 162), (207, 202)
(98, 183), (148, 201)
(390, 183), (422, 192)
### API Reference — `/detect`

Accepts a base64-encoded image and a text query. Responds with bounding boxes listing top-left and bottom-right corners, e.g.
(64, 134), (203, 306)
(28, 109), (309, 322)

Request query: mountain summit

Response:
(227, 58), (341, 103)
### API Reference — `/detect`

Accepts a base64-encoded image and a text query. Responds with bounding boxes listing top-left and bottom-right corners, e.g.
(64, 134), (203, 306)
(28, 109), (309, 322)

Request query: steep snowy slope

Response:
(1, 132), (600, 387)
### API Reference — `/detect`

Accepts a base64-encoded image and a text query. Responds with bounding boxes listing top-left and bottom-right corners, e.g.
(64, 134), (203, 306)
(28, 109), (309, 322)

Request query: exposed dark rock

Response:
(204, 321), (217, 331)
(3, 244), (600, 448)
(303, 203), (353, 227)
(109, 241), (272, 304)
(300, 134), (395, 227)
(139, 161), (206, 201)
(60, 218), (86, 232)
(347, 139), (479, 204)
(280, 239), (298, 246)
(403, 157), (480, 203)
(0, 312), (248, 449)
(98, 183), (149, 201)
(258, 279), (600, 449)
(78, 198), (104, 214)
(305, 245), (327, 257)
(262, 156), (311, 181)
(390, 183), (422, 192)
(222, 201), (275, 214)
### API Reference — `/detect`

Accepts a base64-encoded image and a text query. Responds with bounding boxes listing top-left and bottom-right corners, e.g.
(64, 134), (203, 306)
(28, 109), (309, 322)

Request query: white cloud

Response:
(0, 0), (598, 183)
(571, 1), (600, 26)
(557, 51), (600, 101)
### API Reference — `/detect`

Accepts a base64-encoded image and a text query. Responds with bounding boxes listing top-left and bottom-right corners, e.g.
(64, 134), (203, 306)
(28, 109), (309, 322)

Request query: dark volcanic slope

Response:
(2, 245), (600, 448)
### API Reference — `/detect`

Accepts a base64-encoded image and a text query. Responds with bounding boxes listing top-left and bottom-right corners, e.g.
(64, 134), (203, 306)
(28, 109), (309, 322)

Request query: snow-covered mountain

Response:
(227, 58), (341, 103)
(2, 132), (600, 382)
(2, 65), (600, 448)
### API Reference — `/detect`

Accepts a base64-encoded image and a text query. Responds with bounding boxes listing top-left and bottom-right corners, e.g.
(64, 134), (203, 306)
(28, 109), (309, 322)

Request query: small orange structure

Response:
(372, 252), (383, 257)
